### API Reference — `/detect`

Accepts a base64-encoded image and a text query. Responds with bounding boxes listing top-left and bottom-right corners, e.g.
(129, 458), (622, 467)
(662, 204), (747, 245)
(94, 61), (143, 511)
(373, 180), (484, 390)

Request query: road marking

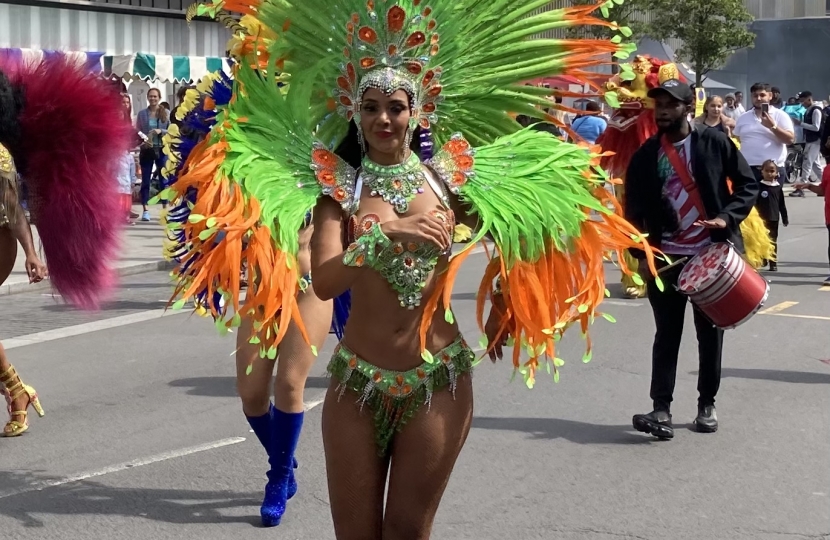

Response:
(759, 301), (798, 315)
(602, 300), (643, 307)
(3, 309), (184, 350)
(304, 395), (326, 411)
(767, 313), (830, 322)
(0, 437), (246, 499)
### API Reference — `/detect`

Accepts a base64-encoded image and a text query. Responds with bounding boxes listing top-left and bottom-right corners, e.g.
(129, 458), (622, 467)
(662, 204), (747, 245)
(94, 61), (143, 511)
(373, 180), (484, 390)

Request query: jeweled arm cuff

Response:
(342, 222), (392, 268)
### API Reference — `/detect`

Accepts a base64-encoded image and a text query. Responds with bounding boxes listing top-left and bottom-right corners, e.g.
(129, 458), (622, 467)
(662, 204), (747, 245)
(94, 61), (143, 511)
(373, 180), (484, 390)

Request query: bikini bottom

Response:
(327, 334), (474, 456)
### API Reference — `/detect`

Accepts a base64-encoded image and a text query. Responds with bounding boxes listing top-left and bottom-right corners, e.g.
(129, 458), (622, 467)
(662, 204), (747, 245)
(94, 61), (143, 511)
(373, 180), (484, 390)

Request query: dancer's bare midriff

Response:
(338, 173), (461, 372)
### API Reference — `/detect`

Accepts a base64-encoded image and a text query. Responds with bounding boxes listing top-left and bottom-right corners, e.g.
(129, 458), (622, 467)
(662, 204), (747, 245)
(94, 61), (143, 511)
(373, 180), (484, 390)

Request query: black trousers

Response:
(763, 219), (780, 261)
(646, 265), (724, 411)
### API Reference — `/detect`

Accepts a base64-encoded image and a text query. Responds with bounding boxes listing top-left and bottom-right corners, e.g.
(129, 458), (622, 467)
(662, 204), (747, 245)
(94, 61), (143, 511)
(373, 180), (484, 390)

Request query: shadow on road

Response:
(690, 368), (830, 384)
(42, 300), (169, 312)
(0, 471), (260, 527)
(169, 376), (330, 397)
(472, 416), (651, 445)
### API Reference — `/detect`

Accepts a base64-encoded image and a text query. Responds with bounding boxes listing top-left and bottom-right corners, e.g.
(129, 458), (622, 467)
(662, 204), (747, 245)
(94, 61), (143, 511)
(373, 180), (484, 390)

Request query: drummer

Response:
(623, 79), (759, 439)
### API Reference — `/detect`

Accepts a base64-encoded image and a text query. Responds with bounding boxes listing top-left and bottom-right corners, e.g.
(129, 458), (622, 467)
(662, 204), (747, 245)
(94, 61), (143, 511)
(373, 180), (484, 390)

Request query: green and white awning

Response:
(103, 53), (231, 83)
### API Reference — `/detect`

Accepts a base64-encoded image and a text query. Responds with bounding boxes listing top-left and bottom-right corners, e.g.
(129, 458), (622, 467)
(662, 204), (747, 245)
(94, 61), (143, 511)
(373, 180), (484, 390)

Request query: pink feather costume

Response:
(0, 55), (131, 308)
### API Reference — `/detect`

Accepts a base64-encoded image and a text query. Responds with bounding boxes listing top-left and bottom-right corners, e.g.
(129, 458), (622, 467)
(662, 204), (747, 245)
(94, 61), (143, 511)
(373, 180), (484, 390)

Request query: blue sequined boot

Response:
(246, 405), (299, 528)
(260, 408), (304, 527)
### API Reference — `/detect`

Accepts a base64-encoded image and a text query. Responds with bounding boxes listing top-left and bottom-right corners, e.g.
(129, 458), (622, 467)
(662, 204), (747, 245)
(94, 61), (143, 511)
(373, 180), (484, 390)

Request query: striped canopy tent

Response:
(0, 48), (104, 73)
(103, 53), (231, 83)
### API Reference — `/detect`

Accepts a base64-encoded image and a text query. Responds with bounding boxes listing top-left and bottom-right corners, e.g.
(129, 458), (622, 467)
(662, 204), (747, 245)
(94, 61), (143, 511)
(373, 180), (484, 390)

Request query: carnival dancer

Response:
(160, 22), (345, 527)
(625, 78), (758, 439)
(174, 0), (660, 534)
(0, 143), (47, 436)
(0, 59), (130, 435)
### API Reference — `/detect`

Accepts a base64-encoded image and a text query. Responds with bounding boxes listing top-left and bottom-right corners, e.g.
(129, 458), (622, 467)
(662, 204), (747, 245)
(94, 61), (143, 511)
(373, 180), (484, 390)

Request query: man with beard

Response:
(623, 79), (758, 439)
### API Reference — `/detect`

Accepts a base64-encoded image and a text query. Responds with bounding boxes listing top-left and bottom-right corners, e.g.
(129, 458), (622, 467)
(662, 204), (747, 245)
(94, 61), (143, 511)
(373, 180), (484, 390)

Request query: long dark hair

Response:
(0, 69), (24, 154)
(335, 120), (423, 169)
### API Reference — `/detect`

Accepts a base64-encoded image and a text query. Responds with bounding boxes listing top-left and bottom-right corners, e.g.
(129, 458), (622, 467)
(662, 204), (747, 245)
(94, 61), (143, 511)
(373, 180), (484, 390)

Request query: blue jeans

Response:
(139, 147), (167, 206)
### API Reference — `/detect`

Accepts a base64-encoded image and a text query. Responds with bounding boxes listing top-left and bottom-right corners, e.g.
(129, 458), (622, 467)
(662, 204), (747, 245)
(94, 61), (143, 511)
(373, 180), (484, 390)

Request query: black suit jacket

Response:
(624, 125), (759, 258)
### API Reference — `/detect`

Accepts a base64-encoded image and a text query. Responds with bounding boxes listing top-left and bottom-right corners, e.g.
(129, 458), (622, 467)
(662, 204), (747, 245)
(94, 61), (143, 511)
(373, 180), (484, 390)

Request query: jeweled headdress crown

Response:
(334, 0), (443, 129)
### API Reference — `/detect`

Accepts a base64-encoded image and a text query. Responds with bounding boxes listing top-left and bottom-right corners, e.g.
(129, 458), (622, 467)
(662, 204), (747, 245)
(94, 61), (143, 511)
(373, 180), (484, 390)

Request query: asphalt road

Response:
(0, 196), (828, 540)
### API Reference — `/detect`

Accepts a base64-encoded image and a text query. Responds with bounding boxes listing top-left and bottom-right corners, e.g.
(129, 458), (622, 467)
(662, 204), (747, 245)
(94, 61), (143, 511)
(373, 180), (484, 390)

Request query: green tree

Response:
(645, 0), (755, 87)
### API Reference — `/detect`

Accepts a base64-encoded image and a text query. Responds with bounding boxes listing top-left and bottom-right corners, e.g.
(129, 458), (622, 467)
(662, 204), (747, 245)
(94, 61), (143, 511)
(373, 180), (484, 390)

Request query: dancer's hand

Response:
(25, 254), (48, 283)
(381, 211), (452, 251)
(485, 296), (510, 363)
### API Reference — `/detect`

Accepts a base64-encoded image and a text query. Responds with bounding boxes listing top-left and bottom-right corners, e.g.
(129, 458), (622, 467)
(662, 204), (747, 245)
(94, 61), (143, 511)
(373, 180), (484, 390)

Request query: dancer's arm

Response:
(10, 201), (47, 282)
(310, 198), (365, 301)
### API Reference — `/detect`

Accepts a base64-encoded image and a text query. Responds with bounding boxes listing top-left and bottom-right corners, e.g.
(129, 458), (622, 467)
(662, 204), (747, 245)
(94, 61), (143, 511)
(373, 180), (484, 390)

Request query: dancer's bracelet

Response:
(342, 222), (392, 268)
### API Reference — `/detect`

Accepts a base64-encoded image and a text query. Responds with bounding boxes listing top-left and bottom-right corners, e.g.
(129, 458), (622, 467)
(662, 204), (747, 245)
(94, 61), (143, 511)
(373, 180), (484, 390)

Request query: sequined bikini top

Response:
(0, 144), (16, 228)
(346, 168), (454, 310)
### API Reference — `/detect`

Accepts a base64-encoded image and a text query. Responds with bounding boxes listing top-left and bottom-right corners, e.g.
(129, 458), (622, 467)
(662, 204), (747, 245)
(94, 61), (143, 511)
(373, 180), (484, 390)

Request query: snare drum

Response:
(676, 242), (769, 329)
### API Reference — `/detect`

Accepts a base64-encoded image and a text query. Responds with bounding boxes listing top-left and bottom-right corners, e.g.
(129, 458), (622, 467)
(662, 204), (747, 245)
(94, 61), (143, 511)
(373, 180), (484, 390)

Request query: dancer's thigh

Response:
(383, 373), (473, 540)
(0, 228), (17, 287)
(274, 285), (333, 412)
(322, 382), (388, 540)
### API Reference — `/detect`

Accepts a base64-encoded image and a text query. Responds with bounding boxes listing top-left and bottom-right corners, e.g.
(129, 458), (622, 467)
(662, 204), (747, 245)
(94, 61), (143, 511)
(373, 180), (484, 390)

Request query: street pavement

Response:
(0, 197), (828, 540)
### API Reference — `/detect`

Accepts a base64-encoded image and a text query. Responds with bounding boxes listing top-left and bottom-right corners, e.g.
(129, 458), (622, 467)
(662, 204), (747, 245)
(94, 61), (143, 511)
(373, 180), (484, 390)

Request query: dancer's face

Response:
(360, 87), (411, 160)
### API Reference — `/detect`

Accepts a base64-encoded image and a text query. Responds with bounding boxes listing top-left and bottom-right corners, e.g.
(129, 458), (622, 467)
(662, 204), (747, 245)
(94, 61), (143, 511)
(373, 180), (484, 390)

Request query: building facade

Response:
(0, 0), (228, 57)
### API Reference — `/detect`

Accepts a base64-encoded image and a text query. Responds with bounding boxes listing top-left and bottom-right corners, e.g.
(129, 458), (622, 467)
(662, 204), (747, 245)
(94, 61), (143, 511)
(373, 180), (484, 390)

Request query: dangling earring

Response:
(354, 114), (367, 155)
(404, 117), (417, 152)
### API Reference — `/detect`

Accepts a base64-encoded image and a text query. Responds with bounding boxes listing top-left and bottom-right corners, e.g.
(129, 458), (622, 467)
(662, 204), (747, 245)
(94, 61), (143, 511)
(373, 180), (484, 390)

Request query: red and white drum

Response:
(677, 242), (769, 329)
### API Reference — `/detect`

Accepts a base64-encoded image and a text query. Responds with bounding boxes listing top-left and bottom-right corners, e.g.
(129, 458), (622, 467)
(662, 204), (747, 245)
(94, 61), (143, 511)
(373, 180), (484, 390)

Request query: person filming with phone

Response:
(734, 83), (795, 184)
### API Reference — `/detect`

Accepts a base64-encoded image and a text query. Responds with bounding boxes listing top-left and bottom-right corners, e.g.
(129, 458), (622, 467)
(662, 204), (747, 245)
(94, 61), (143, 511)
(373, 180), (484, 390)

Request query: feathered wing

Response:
(2, 55), (131, 308)
(163, 61), (353, 357)
(161, 71), (234, 263)
(426, 130), (658, 387)
(425, 0), (634, 145)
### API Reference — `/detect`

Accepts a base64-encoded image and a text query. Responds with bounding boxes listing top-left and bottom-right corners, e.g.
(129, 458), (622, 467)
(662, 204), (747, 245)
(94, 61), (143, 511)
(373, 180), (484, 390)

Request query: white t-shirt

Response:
(733, 106), (794, 166)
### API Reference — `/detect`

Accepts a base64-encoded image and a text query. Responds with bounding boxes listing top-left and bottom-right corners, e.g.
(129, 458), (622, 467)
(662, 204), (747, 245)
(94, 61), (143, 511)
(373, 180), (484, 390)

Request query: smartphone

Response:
(761, 103), (770, 113)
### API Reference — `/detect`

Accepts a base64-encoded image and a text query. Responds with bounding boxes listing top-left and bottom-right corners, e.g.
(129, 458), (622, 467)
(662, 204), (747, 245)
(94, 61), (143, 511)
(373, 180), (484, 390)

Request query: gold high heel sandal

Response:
(0, 365), (45, 437)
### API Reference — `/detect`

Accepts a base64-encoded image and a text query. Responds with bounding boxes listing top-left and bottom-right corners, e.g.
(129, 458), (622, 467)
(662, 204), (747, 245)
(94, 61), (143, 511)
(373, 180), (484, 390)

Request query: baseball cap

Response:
(647, 79), (694, 104)
(798, 91), (812, 99)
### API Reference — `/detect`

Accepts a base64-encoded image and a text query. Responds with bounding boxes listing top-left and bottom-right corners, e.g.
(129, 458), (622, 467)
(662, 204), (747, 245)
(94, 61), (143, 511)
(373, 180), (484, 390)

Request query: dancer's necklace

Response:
(361, 152), (426, 214)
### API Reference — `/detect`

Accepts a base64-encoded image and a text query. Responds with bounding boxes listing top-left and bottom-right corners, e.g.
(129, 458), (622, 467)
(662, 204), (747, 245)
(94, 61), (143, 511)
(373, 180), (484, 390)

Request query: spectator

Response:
(793, 167), (830, 285)
(735, 91), (746, 115)
(733, 82), (795, 185)
(793, 91), (826, 195)
(116, 151), (136, 225)
(754, 159), (788, 271)
(571, 101), (607, 144)
(693, 95), (736, 138)
(723, 93), (743, 120)
(770, 87), (784, 109)
(135, 88), (170, 221)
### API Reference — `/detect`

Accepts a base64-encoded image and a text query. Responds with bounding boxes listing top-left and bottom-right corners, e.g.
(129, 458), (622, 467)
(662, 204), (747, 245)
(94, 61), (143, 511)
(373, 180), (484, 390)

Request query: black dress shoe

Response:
(632, 410), (674, 439)
(694, 405), (718, 433)
(769, 262), (778, 272)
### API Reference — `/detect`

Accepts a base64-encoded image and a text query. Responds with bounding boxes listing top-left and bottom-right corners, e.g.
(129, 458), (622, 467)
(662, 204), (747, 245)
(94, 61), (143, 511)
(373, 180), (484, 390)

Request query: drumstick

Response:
(656, 257), (689, 275)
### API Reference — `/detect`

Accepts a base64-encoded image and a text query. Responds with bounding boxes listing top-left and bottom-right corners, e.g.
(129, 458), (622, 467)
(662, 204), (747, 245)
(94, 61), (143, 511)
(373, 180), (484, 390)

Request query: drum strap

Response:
(660, 134), (708, 219)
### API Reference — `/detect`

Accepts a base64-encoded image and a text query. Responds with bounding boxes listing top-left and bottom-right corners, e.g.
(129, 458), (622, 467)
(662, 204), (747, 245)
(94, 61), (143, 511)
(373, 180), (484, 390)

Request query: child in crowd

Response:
(794, 166), (830, 285)
(755, 159), (789, 271)
(117, 151), (137, 225)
